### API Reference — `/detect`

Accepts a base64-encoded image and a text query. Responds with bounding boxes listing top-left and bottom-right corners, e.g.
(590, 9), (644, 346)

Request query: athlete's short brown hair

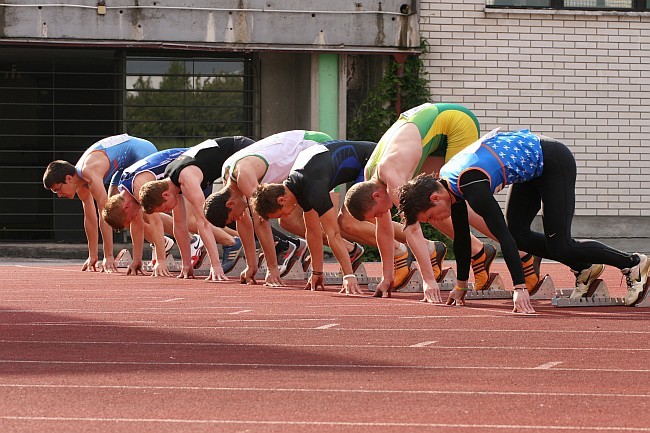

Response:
(203, 187), (232, 228)
(251, 183), (286, 220)
(43, 160), (75, 188)
(398, 174), (444, 226)
(344, 180), (382, 221)
(140, 180), (169, 214)
(102, 194), (128, 230)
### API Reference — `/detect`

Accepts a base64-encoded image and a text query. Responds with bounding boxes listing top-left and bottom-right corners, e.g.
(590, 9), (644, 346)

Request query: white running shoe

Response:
(277, 241), (298, 277)
(622, 253), (650, 306)
(570, 263), (605, 299)
(189, 235), (206, 269)
(151, 236), (175, 265)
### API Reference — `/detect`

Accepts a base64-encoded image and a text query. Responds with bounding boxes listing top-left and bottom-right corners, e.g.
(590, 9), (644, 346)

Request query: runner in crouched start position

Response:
(344, 103), (507, 301)
(398, 129), (649, 313)
(43, 134), (157, 272)
(139, 137), (253, 281)
(251, 140), (377, 295)
(102, 147), (186, 277)
(203, 130), (332, 287)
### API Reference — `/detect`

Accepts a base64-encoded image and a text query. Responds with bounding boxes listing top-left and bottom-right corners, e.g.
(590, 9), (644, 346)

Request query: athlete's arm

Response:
(458, 170), (525, 286)
(77, 186), (100, 271)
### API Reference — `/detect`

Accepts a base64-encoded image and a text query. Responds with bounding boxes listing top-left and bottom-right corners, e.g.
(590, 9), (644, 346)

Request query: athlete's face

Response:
(267, 194), (297, 219)
(361, 188), (393, 222)
(226, 195), (248, 225)
(156, 191), (178, 214)
(417, 201), (451, 225)
(122, 199), (141, 225)
(50, 176), (76, 199)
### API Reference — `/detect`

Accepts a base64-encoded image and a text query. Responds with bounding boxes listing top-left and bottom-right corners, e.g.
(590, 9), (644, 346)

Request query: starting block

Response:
(438, 268), (459, 291)
(115, 249), (133, 268)
(551, 278), (650, 308)
(366, 269), (423, 293)
(464, 274), (556, 300)
(324, 264), (372, 285)
(255, 257), (309, 281)
(142, 251), (183, 273)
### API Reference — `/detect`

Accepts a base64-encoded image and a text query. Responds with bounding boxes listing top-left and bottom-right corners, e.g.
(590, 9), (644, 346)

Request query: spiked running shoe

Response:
(393, 249), (416, 291)
(430, 241), (447, 281)
(471, 243), (497, 290)
(221, 237), (243, 274)
(150, 236), (175, 266)
(622, 253), (650, 306)
(570, 263), (605, 299)
(521, 253), (542, 292)
(349, 242), (365, 273)
(189, 234), (207, 269)
(277, 240), (298, 277)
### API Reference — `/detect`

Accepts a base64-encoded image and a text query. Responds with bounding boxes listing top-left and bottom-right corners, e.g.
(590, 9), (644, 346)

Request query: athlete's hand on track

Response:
(422, 278), (443, 303)
(102, 256), (118, 273)
(339, 276), (363, 295)
(305, 273), (325, 291)
(178, 264), (195, 279)
(446, 287), (466, 306)
(264, 270), (283, 287)
(151, 261), (172, 277)
(126, 260), (145, 276)
(240, 266), (258, 285)
(81, 256), (99, 272)
(513, 288), (536, 314)
(206, 265), (228, 282)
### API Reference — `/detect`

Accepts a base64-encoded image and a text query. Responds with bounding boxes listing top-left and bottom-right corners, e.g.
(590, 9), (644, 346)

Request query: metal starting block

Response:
(115, 249), (133, 268)
(255, 257), (309, 281)
(551, 278), (650, 307)
(323, 264), (372, 285)
(366, 269), (423, 293)
(464, 274), (556, 300)
(142, 251), (183, 273)
(438, 268), (458, 291)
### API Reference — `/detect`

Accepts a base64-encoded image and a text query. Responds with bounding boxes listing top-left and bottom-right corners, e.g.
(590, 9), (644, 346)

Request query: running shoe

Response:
(570, 263), (605, 299)
(150, 236), (175, 265)
(430, 241), (447, 281)
(471, 243), (497, 290)
(189, 234), (207, 269)
(221, 236), (243, 274)
(521, 253), (542, 292)
(622, 253), (650, 306)
(393, 248), (415, 290)
(349, 242), (365, 273)
(277, 241), (298, 277)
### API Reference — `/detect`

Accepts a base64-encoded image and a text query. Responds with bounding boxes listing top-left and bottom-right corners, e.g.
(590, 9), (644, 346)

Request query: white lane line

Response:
(2, 416), (649, 430)
(2, 383), (649, 399)
(535, 361), (563, 370)
(0, 359), (647, 373)
(410, 341), (437, 347)
(160, 298), (184, 303)
(227, 310), (252, 315)
(315, 323), (339, 329)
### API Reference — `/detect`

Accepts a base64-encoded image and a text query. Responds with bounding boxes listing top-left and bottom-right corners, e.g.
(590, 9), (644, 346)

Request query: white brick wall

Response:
(420, 1), (650, 216)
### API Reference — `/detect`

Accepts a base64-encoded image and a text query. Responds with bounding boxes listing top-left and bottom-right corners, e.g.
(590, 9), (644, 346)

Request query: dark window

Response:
(0, 48), (259, 242)
(487, 0), (647, 9)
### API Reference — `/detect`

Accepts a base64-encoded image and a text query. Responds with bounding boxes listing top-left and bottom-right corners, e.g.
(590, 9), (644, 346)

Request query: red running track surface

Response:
(0, 259), (648, 433)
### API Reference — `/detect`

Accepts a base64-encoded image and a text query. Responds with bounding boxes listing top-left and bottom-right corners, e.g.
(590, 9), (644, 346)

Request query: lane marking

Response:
(410, 341), (438, 347)
(315, 323), (339, 329)
(160, 298), (184, 303)
(0, 359), (647, 373)
(2, 416), (649, 430)
(1, 383), (648, 398)
(535, 361), (563, 369)
(227, 310), (252, 315)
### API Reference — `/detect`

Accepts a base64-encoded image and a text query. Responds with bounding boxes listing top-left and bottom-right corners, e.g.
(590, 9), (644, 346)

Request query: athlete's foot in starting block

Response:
(471, 244), (497, 290)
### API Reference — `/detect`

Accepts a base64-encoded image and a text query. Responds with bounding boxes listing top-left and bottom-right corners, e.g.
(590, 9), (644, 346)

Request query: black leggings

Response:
(505, 136), (636, 271)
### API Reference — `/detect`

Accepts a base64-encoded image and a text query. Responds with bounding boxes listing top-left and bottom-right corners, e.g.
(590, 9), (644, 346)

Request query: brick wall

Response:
(420, 1), (650, 218)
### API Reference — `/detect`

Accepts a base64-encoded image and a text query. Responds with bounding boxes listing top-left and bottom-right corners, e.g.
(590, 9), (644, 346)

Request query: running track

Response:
(0, 259), (648, 433)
